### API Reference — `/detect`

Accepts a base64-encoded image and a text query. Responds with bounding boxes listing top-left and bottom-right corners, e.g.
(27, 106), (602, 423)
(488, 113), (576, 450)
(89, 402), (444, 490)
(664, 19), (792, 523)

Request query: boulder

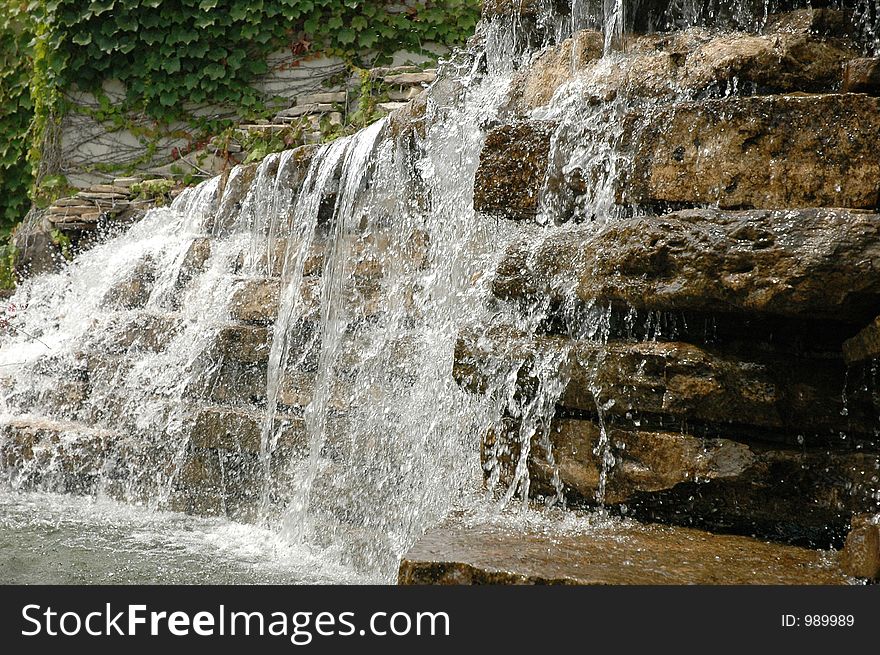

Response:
(484, 416), (880, 543)
(840, 514), (880, 579)
(473, 121), (557, 219)
(493, 208), (880, 324)
(625, 94), (880, 209)
(843, 315), (880, 363)
(454, 331), (877, 441)
(842, 57), (880, 94)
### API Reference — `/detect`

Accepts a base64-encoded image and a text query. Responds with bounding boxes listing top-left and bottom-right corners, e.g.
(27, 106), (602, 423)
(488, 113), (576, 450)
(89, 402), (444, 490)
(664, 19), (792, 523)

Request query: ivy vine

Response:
(0, 1), (36, 238)
(49, 0), (480, 123)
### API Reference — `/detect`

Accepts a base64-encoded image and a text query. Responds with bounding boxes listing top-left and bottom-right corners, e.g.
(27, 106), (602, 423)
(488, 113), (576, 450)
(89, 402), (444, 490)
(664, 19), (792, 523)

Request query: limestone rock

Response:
(843, 57), (880, 94)
(625, 94), (880, 209)
(493, 208), (880, 323)
(383, 71), (436, 86)
(843, 315), (880, 363)
(190, 407), (306, 454)
(102, 258), (155, 310)
(213, 325), (271, 363)
(483, 415), (879, 543)
(398, 517), (852, 585)
(229, 278), (281, 323)
(454, 331), (876, 440)
(840, 514), (880, 579)
(506, 28), (852, 113)
(473, 121), (556, 219)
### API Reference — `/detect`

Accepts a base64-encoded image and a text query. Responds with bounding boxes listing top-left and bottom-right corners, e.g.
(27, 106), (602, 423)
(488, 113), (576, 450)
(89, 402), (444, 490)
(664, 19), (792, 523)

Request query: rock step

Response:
(455, 331), (879, 444)
(398, 516), (852, 585)
(477, 95), (880, 218)
(493, 208), (880, 325)
(486, 416), (880, 546)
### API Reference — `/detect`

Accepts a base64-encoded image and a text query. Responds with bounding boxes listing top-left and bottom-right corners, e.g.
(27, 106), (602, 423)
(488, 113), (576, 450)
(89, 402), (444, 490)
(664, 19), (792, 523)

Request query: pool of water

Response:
(0, 490), (370, 584)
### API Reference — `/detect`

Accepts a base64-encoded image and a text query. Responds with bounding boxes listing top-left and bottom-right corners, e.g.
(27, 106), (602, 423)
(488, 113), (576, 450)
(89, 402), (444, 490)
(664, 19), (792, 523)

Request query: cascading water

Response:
(2, 0), (880, 583)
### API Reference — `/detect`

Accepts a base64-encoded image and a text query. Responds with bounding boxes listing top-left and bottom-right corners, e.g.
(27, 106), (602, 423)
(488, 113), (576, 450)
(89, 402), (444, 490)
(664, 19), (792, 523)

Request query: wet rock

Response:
(229, 278), (281, 324)
(0, 418), (117, 495)
(175, 237), (212, 290)
(484, 417), (879, 544)
(843, 57), (880, 94)
(189, 407), (306, 454)
(473, 121), (557, 219)
(213, 325), (271, 363)
(506, 28), (853, 113)
(505, 30), (603, 113)
(843, 315), (880, 363)
(86, 313), (183, 354)
(12, 226), (61, 279)
(840, 514), (880, 579)
(767, 7), (855, 37)
(487, 418), (756, 504)
(626, 94), (880, 209)
(454, 331), (877, 441)
(398, 517), (852, 584)
(102, 258), (155, 310)
(493, 208), (880, 324)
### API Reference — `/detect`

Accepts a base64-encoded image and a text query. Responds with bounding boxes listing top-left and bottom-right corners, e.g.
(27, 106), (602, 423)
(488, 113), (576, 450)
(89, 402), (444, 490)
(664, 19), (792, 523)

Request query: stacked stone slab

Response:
(446, 6), (880, 580)
(209, 66), (438, 160)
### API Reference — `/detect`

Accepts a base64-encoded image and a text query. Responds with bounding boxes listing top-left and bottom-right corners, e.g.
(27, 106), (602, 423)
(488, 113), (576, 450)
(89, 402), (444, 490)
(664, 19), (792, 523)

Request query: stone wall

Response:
(59, 35), (446, 188)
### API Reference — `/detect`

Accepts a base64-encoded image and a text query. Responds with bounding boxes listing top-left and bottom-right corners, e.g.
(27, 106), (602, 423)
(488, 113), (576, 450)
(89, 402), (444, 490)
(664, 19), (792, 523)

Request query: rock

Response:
(480, 0), (544, 19)
(112, 177), (142, 188)
(383, 72), (436, 86)
(473, 121), (556, 219)
(214, 325), (271, 364)
(625, 94), (880, 209)
(377, 101), (409, 113)
(276, 103), (335, 119)
(49, 212), (101, 224)
(505, 28), (853, 114)
(387, 87), (424, 101)
(492, 208), (880, 324)
(47, 205), (95, 216)
(767, 7), (854, 37)
(484, 416), (879, 543)
(229, 278), (281, 323)
(398, 517), (852, 584)
(843, 57), (880, 94)
(454, 331), (877, 441)
(843, 315), (880, 363)
(84, 313), (183, 354)
(189, 407), (306, 454)
(86, 184), (132, 195)
(488, 418), (756, 504)
(102, 258), (155, 310)
(11, 226), (61, 279)
(297, 92), (347, 105)
(52, 197), (94, 208)
(76, 191), (128, 201)
(175, 237), (212, 290)
(840, 514), (880, 579)
(505, 30), (603, 112)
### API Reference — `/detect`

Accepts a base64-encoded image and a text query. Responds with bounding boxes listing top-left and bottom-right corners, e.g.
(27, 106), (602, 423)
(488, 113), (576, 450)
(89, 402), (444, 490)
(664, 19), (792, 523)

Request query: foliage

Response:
(48, 1), (480, 123)
(0, 1), (36, 238)
(0, 240), (16, 289)
(129, 178), (176, 204)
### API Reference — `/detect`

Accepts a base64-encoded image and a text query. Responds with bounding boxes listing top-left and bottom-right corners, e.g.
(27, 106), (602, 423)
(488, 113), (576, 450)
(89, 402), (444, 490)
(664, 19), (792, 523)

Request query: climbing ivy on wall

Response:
(0, 1), (35, 238)
(49, 0), (480, 122)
